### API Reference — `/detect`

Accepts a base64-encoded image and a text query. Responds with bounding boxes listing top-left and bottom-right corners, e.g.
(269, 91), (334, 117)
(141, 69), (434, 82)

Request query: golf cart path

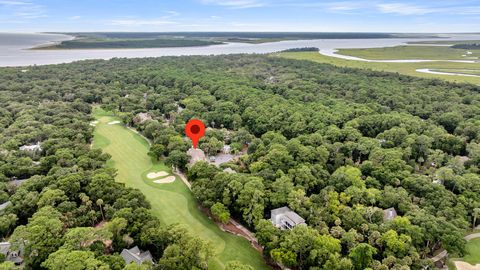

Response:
(319, 49), (477, 63)
(431, 231), (480, 262)
(416, 68), (480, 77)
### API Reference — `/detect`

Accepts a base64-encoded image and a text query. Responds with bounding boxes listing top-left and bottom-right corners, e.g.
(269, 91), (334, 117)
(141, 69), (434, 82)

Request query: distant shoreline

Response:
(28, 33), (76, 50)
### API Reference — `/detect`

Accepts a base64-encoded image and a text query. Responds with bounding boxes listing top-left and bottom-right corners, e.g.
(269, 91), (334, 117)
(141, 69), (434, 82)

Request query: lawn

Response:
(337, 46), (479, 60)
(448, 239), (480, 269)
(92, 109), (269, 270)
(276, 51), (480, 85)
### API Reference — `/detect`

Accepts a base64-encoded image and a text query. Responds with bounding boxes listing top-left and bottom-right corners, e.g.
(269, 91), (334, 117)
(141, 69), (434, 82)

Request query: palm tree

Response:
(96, 199), (105, 221)
(473, 208), (480, 229)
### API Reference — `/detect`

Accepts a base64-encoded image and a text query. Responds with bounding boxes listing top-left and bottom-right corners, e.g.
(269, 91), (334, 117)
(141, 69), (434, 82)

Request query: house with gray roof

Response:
(271, 206), (306, 230)
(0, 242), (23, 265)
(383, 207), (398, 221)
(0, 201), (11, 212)
(120, 246), (153, 265)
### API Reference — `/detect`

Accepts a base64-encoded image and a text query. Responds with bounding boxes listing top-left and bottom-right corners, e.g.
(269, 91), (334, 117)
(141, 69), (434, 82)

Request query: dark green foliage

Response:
(452, 43), (480, 49)
(1, 53), (479, 269)
(52, 38), (221, 49)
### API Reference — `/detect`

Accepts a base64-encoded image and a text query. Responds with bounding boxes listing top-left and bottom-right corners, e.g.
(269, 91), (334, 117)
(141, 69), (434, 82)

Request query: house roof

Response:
(0, 242), (23, 264)
(19, 142), (42, 152)
(0, 201), (11, 211)
(120, 246), (153, 265)
(0, 242), (10, 255)
(223, 168), (236, 174)
(383, 207), (398, 220)
(271, 206), (305, 225)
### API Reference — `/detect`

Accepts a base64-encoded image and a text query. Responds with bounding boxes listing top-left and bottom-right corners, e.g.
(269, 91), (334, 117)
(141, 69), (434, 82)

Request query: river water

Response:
(1, 33), (480, 67)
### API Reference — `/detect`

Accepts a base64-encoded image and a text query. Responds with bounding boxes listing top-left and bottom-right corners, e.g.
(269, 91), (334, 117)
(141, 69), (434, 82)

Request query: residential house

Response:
(120, 246), (153, 265)
(223, 145), (231, 154)
(222, 168), (236, 174)
(383, 207), (398, 221)
(187, 148), (207, 166)
(0, 201), (11, 212)
(19, 142), (42, 152)
(0, 242), (23, 265)
(133, 113), (152, 124)
(271, 206), (306, 230)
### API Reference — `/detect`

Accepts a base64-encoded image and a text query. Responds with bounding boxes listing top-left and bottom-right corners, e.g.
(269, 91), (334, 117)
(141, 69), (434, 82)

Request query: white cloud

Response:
(200, 0), (265, 9)
(0, 0), (46, 19)
(68, 15), (81, 20)
(376, 3), (436, 15)
(326, 1), (364, 11)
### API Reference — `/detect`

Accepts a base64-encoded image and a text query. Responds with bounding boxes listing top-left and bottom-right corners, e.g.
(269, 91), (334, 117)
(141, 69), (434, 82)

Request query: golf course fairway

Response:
(92, 109), (269, 270)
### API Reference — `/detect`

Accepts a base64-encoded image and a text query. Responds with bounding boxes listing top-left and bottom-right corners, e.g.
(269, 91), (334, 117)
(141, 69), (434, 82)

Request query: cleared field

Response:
(92, 109), (269, 270)
(276, 51), (480, 85)
(448, 239), (480, 270)
(337, 46), (479, 60)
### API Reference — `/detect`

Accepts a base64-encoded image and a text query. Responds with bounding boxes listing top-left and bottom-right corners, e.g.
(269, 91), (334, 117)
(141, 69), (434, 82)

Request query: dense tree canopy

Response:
(0, 54), (479, 269)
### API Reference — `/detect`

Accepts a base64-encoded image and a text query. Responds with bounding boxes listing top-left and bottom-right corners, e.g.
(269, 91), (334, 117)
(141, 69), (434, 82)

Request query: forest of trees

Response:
(45, 38), (221, 50)
(1, 54), (480, 269)
(451, 43), (480, 50)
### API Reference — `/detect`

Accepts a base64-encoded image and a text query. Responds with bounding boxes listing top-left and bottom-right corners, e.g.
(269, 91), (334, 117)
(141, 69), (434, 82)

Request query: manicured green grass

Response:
(92, 109), (269, 270)
(462, 239), (480, 265)
(448, 239), (480, 269)
(276, 51), (480, 85)
(337, 46), (479, 60)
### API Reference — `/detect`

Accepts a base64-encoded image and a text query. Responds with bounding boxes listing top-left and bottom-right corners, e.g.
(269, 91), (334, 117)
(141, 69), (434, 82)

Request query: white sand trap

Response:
(153, 176), (176, 184)
(147, 171), (169, 179)
(89, 121), (98, 126)
(454, 261), (480, 270)
(108, 121), (121, 125)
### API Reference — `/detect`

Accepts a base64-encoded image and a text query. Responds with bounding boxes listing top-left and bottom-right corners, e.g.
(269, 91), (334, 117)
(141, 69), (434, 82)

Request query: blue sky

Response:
(1, 0), (479, 32)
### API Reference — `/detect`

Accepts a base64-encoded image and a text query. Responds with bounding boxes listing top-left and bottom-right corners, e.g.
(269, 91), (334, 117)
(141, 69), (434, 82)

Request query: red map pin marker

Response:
(185, 119), (205, 149)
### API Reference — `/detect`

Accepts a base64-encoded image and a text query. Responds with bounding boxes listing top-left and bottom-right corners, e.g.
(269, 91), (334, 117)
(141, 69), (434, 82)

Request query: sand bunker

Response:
(455, 261), (480, 270)
(108, 121), (121, 125)
(153, 176), (176, 184)
(147, 171), (169, 179)
(89, 121), (98, 127)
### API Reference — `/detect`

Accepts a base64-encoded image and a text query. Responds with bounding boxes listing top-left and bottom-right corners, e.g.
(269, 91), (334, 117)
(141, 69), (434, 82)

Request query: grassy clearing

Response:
(448, 239), (480, 270)
(276, 51), (480, 85)
(92, 108), (269, 270)
(337, 46), (479, 60)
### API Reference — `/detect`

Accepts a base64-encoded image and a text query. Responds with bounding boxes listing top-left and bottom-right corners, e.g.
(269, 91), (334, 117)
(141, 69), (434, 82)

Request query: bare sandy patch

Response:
(107, 121), (121, 125)
(147, 171), (169, 179)
(153, 176), (176, 184)
(455, 261), (480, 270)
(90, 121), (98, 126)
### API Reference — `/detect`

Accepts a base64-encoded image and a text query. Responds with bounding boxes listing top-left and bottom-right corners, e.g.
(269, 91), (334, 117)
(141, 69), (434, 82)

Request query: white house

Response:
(271, 206), (306, 229)
(223, 145), (231, 154)
(19, 142), (42, 152)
